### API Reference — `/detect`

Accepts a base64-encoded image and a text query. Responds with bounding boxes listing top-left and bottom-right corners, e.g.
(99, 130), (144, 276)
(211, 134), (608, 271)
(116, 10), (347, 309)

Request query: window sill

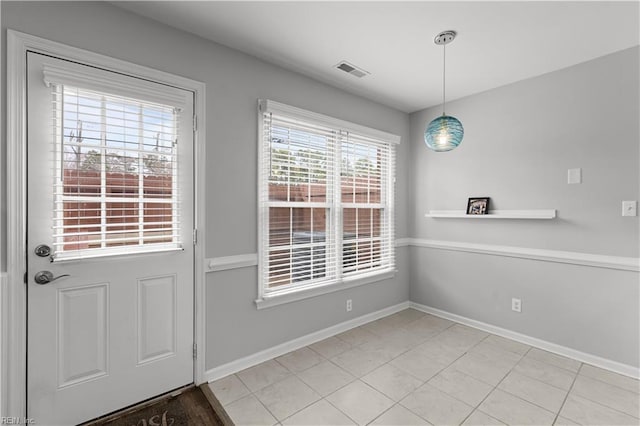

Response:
(255, 269), (396, 310)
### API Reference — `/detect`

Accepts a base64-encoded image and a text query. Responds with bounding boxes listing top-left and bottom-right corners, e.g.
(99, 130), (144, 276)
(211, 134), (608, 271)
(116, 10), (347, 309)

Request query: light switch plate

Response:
(567, 168), (582, 184)
(622, 201), (637, 217)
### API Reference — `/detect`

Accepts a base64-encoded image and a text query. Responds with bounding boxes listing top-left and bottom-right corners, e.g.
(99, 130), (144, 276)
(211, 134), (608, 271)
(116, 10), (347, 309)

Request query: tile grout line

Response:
(277, 342), (385, 425)
(322, 389), (361, 425)
(233, 356), (319, 425)
(358, 317), (438, 424)
(253, 382), (289, 425)
(276, 388), (324, 425)
(359, 380), (402, 424)
(496, 372), (574, 416)
(228, 368), (286, 424)
(213, 310), (639, 425)
(226, 320), (450, 422)
(576, 368), (640, 396)
(437, 326), (631, 417)
(552, 362), (582, 425)
(493, 348), (580, 421)
(331, 315), (453, 379)
(411, 314), (595, 408)
(458, 345), (532, 425)
(263, 336), (572, 426)
(501, 349), (637, 422)
(577, 367), (640, 394)
(327, 331), (420, 423)
(365, 403), (397, 426)
(509, 352), (583, 393)
(526, 351), (583, 375)
(365, 402), (434, 426)
(372, 321), (524, 422)
(275, 346), (352, 424)
(509, 363), (575, 393)
(393, 329), (491, 423)
(326, 313), (456, 424)
(564, 366), (640, 420)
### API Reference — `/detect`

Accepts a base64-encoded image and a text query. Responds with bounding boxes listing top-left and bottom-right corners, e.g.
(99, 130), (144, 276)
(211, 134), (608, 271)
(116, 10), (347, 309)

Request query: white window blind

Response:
(259, 100), (397, 298)
(50, 84), (182, 260)
(341, 133), (394, 277)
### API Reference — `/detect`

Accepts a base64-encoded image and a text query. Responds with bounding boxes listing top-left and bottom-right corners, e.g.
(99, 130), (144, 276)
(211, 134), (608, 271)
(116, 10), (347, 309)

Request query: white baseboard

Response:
(204, 298), (638, 383)
(410, 302), (640, 379)
(204, 301), (410, 382)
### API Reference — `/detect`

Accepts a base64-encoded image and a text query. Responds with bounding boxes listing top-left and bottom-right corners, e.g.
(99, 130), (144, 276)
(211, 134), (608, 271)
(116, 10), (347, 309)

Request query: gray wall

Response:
(2, 1), (638, 373)
(409, 47), (640, 367)
(1, 2), (411, 370)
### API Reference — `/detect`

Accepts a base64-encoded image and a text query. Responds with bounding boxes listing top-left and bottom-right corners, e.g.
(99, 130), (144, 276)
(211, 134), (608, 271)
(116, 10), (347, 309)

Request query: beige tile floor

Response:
(208, 309), (640, 425)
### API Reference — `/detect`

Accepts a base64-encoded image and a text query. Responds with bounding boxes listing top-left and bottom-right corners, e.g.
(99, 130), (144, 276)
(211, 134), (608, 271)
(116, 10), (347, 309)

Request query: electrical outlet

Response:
(512, 298), (522, 313)
(346, 299), (352, 312)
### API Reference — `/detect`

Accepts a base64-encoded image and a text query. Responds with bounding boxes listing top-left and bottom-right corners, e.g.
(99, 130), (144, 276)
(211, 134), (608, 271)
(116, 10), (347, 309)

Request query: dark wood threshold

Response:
(82, 384), (232, 425)
(82, 385), (194, 425)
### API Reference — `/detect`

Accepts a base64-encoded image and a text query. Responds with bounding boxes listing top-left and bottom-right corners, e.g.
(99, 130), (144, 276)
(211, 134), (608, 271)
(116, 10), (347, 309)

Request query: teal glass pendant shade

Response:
(424, 114), (464, 152)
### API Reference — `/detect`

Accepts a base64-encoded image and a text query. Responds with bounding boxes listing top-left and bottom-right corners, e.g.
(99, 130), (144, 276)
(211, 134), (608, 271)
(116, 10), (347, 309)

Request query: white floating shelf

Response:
(425, 209), (557, 219)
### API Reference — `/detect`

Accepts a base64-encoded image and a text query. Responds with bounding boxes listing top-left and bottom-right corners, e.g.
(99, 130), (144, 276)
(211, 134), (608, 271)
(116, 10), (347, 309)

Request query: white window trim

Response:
(256, 99), (400, 309)
(4, 29), (207, 419)
(42, 63), (190, 108)
(258, 100), (401, 145)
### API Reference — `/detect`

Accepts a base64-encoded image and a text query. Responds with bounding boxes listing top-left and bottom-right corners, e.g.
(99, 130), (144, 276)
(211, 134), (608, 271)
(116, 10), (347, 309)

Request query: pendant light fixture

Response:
(424, 30), (464, 152)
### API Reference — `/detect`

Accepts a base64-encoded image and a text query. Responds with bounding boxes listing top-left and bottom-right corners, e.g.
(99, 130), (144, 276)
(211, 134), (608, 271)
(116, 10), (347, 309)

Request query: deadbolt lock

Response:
(34, 244), (51, 258)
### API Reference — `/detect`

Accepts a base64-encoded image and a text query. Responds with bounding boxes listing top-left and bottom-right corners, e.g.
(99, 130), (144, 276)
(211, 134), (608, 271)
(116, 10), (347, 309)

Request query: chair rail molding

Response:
(204, 238), (412, 273)
(407, 238), (639, 272)
(207, 254), (258, 272)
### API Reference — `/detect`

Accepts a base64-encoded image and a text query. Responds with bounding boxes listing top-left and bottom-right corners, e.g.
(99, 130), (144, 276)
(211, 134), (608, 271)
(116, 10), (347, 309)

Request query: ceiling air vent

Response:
(335, 61), (369, 78)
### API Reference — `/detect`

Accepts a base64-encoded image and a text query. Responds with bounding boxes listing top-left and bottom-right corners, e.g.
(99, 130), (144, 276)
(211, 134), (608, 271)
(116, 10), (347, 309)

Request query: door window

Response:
(51, 85), (182, 260)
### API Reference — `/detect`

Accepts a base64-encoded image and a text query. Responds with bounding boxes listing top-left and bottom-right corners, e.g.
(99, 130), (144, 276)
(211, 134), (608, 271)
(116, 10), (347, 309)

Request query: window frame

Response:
(42, 61), (191, 262)
(257, 99), (400, 308)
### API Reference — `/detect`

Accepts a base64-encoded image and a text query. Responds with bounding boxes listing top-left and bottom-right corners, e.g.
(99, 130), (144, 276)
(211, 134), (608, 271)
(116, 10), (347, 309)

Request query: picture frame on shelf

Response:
(467, 197), (490, 215)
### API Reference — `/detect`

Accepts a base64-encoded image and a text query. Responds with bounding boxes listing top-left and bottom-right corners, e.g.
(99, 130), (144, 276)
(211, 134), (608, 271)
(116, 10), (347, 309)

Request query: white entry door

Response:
(26, 52), (195, 425)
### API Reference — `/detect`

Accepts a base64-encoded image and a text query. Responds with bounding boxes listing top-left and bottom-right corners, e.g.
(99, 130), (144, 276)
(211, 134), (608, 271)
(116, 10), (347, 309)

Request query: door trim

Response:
(4, 29), (207, 419)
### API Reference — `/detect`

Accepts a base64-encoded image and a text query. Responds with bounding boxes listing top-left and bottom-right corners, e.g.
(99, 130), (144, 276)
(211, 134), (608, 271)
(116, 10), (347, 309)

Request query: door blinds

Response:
(49, 84), (182, 260)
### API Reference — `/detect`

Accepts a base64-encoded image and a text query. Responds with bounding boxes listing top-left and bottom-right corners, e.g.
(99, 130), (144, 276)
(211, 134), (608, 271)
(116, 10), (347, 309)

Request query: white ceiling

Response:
(114, 1), (639, 113)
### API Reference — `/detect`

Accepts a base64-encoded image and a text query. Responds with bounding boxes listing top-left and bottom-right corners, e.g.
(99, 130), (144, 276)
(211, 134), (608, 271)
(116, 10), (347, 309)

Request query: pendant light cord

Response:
(442, 43), (446, 116)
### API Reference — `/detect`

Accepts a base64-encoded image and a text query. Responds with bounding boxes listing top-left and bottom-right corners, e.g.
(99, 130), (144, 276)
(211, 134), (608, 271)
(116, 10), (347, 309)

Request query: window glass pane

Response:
(342, 207), (383, 273)
(269, 125), (331, 202)
(143, 202), (174, 244)
(59, 201), (101, 250)
(341, 142), (383, 204)
(267, 207), (328, 288)
(54, 85), (180, 258)
(105, 202), (139, 247)
(62, 163), (100, 196)
(268, 245), (328, 288)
